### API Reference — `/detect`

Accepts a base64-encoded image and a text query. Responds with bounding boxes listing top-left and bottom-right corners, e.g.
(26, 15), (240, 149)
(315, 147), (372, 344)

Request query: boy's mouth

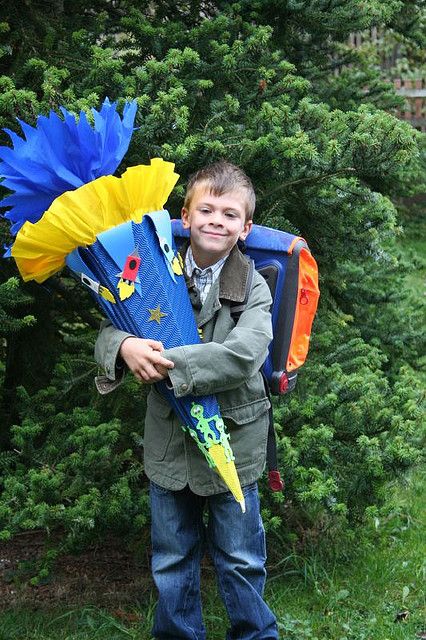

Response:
(202, 230), (226, 237)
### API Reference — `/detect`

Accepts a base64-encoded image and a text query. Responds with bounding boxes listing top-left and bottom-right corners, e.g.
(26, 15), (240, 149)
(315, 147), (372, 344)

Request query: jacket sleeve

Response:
(94, 318), (135, 382)
(163, 271), (273, 398)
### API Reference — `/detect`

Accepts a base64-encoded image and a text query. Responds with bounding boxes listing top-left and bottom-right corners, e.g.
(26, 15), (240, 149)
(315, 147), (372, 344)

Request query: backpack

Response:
(171, 220), (320, 491)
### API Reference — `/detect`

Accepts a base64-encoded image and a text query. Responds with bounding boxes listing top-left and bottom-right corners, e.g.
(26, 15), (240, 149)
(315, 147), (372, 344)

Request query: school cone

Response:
(0, 101), (245, 509)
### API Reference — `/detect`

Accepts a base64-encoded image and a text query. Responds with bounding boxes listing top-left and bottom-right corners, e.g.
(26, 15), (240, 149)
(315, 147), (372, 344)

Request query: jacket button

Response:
(180, 383), (189, 392)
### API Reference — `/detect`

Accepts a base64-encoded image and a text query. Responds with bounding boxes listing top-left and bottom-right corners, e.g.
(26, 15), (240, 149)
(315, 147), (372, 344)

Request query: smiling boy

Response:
(95, 161), (279, 639)
(181, 183), (252, 268)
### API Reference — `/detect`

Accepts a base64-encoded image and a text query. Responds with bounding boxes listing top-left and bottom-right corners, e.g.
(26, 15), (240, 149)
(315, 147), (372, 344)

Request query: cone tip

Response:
(239, 497), (246, 513)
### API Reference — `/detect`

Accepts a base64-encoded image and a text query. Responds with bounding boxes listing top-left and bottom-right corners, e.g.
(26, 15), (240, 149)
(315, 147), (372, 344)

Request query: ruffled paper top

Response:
(11, 158), (179, 282)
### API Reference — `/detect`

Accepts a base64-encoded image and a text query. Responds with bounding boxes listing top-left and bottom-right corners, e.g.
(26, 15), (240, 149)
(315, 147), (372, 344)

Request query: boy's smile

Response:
(181, 186), (253, 268)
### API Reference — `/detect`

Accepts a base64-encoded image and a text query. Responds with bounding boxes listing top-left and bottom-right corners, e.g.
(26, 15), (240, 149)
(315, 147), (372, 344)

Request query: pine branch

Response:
(45, 278), (100, 330)
(261, 168), (357, 200)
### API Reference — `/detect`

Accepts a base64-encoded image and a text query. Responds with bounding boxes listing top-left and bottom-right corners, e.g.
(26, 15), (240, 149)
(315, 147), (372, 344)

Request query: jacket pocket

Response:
(221, 396), (270, 425)
(221, 409), (269, 470)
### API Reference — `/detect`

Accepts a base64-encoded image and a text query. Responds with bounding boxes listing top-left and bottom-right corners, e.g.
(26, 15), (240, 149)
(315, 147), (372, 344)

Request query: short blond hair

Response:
(184, 161), (255, 221)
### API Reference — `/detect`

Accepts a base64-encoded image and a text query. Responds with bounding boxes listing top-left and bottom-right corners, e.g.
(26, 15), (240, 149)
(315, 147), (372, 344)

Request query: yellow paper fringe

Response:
(11, 158), (179, 283)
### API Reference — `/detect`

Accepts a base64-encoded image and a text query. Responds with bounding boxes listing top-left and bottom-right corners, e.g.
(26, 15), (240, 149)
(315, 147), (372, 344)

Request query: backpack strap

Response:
(230, 260), (284, 493)
(262, 372), (285, 493)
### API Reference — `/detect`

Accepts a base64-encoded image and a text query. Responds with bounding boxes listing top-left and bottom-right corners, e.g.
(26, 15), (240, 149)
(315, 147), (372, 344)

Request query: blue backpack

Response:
(172, 220), (320, 491)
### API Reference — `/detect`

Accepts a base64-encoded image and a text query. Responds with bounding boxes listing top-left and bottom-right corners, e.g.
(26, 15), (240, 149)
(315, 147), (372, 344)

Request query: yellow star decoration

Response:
(148, 305), (167, 324)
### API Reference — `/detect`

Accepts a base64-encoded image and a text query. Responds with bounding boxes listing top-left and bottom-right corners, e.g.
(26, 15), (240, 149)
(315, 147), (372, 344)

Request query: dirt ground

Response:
(0, 530), (155, 610)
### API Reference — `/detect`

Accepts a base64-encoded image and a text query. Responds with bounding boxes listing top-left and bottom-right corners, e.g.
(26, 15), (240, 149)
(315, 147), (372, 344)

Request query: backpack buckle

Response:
(268, 470), (284, 492)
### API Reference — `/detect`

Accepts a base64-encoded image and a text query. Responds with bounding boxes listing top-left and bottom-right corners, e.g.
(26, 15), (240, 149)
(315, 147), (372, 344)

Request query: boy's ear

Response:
(181, 207), (191, 229)
(239, 220), (253, 241)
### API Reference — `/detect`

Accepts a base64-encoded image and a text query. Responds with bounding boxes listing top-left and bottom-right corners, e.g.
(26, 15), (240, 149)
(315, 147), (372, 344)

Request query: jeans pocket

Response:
(242, 481), (258, 496)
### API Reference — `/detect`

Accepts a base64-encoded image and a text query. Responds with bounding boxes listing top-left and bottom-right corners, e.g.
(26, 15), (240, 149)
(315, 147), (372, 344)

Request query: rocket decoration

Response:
(117, 250), (141, 300)
(159, 237), (174, 263)
(158, 238), (184, 277)
(148, 210), (183, 282)
(172, 252), (184, 276)
(0, 99), (246, 512)
(81, 273), (116, 304)
(99, 286), (116, 304)
(121, 252), (141, 281)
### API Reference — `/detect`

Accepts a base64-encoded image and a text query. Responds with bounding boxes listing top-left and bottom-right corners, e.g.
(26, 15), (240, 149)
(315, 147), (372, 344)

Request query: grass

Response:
(1, 481), (424, 629)
(267, 469), (425, 639)
(0, 469), (424, 639)
(400, 208), (426, 306)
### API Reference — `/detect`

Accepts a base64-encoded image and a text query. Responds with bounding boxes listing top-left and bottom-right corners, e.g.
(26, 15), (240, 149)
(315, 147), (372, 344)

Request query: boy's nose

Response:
(210, 211), (224, 225)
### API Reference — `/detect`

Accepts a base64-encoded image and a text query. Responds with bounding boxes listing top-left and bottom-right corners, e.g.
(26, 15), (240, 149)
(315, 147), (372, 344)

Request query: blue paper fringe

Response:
(0, 98), (137, 235)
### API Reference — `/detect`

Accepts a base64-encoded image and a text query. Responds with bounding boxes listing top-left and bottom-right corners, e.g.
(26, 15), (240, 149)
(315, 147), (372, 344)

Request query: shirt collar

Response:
(179, 241), (251, 304)
(184, 245), (228, 278)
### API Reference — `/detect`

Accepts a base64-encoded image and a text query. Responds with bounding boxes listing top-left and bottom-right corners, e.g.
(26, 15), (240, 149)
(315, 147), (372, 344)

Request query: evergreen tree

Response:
(0, 0), (423, 548)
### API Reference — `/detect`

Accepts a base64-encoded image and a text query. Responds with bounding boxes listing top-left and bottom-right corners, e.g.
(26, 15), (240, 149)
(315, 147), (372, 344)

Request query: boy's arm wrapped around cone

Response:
(163, 271), (273, 398)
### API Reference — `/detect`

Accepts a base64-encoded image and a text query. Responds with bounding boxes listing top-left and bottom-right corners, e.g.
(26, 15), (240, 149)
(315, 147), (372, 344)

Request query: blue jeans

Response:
(150, 481), (278, 640)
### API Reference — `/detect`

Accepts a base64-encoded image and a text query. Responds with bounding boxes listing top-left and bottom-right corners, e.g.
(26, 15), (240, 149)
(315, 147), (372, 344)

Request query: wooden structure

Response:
(394, 78), (426, 132)
(347, 29), (426, 132)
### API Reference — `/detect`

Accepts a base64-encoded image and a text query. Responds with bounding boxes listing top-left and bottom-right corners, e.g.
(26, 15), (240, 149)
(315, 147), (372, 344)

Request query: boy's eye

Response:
(200, 208), (211, 214)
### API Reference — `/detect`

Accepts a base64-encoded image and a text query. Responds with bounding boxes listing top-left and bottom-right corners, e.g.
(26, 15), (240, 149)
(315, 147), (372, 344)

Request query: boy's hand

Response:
(119, 337), (174, 383)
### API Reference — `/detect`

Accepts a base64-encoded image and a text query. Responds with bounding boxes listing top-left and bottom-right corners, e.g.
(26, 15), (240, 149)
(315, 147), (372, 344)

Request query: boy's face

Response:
(181, 186), (252, 268)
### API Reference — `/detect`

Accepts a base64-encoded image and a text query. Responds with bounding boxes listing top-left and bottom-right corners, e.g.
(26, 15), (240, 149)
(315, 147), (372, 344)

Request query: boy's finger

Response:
(152, 353), (174, 368)
(155, 364), (172, 378)
(139, 364), (162, 382)
(146, 339), (164, 351)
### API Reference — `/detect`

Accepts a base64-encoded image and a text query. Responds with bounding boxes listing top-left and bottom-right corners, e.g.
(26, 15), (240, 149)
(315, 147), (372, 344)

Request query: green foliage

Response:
(0, 376), (149, 546)
(269, 325), (422, 525)
(0, 0), (424, 553)
(0, 276), (35, 335)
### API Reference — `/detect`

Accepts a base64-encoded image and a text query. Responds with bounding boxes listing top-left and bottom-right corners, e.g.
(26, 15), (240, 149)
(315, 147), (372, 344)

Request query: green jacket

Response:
(94, 244), (273, 495)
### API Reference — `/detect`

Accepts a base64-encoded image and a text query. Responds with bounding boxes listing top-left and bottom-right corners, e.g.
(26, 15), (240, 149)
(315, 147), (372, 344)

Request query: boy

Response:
(95, 161), (279, 639)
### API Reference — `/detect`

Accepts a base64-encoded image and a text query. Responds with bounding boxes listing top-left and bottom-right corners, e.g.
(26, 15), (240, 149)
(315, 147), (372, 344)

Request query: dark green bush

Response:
(0, 0), (424, 550)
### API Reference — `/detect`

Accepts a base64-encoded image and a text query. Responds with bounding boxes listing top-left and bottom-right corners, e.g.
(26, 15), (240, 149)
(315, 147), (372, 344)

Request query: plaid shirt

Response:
(185, 246), (228, 304)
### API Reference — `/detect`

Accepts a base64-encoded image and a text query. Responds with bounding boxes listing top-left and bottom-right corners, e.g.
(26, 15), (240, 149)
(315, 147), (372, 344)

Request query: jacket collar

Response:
(179, 241), (250, 304)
